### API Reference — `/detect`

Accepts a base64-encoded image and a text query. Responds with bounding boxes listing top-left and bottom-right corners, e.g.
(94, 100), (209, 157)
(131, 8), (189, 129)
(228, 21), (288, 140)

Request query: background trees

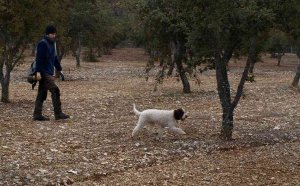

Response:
(0, 0), (299, 140)
(0, 0), (126, 101)
(69, 0), (122, 64)
(270, 0), (300, 87)
(134, 0), (192, 93)
(264, 29), (290, 66)
(0, 1), (47, 102)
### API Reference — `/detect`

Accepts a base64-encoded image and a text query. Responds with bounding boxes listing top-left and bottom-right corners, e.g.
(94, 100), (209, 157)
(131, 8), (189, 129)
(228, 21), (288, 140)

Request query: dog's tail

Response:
(133, 104), (141, 115)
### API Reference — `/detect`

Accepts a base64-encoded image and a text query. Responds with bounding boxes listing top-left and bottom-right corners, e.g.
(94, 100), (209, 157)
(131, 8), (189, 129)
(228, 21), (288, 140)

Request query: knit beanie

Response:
(45, 25), (57, 35)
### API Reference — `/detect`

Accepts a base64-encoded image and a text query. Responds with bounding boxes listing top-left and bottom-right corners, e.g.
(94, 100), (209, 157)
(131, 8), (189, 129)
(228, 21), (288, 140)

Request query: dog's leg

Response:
(132, 118), (146, 137)
(132, 125), (141, 137)
(155, 126), (164, 140)
(169, 127), (186, 135)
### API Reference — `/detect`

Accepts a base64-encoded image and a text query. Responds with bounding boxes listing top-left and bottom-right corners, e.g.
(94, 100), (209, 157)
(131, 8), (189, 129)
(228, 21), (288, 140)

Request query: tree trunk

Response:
(55, 41), (65, 78)
(0, 51), (12, 103)
(214, 49), (233, 140)
(249, 62), (254, 74)
(73, 34), (81, 67)
(171, 40), (191, 93)
(1, 69), (11, 103)
(145, 50), (155, 81)
(277, 53), (284, 66)
(75, 46), (81, 67)
(220, 110), (234, 140)
(167, 60), (175, 76)
(154, 64), (166, 92)
(31, 43), (36, 56)
(218, 36), (257, 140)
(103, 43), (112, 55)
(167, 41), (175, 76)
(56, 42), (65, 63)
(292, 63), (300, 87)
(234, 36), (257, 108)
(86, 47), (97, 62)
(0, 41), (25, 103)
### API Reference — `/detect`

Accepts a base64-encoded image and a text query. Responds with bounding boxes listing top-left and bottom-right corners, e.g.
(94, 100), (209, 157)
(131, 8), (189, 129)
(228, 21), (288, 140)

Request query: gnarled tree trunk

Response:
(216, 36), (257, 140)
(0, 44), (25, 103)
(1, 73), (10, 103)
(214, 49), (233, 140)
(0, 59), (12, 103)
(171, 39), (191, 93)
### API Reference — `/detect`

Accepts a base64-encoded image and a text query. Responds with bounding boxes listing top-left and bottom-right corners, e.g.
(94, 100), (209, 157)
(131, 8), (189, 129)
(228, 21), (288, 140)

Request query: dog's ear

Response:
(174, 108), (184, 120)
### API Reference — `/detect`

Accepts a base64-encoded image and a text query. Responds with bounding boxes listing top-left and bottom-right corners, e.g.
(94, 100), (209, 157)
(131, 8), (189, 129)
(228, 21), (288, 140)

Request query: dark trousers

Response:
(33, 74), (62, 116)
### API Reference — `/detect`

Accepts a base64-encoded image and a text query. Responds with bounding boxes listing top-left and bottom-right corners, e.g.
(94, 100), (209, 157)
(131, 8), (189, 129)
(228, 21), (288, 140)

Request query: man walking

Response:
(33, 25), (70, 121)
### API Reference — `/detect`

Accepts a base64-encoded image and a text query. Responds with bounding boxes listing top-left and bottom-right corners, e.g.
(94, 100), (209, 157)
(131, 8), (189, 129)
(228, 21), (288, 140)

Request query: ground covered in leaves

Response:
(0, 48), (299, 185)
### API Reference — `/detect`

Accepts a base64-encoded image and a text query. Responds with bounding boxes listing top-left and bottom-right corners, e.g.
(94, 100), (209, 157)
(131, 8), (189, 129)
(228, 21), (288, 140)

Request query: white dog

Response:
(132, 104), (187, 137)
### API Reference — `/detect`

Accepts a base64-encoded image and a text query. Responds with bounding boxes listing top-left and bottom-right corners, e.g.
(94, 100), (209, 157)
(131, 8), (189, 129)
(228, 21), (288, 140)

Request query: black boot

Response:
(55, 112), (70, 120)
(51, 88), (70, 120)
(33, 115), (50, 121)
(33, 101), (50, 121)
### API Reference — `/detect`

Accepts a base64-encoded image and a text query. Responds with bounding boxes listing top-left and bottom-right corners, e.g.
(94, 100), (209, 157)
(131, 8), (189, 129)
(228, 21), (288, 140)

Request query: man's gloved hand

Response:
(60, 71), (65, 81)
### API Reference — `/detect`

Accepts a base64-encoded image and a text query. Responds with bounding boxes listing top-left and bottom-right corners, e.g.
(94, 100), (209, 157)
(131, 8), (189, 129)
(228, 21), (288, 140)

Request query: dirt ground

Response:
(0, 48), (299, 185)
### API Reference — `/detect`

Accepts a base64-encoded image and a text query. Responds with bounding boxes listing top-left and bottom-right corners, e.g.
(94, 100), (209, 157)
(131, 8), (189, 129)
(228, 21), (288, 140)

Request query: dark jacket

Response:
(35, 36), (62, 75)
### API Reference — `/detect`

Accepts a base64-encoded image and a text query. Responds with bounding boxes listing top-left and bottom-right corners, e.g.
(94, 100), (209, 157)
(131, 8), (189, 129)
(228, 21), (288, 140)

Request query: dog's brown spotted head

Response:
(174, 108), (188, 121)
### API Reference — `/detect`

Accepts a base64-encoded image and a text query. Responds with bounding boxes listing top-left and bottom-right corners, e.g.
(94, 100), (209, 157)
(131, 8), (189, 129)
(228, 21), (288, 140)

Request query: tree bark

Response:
(56, 42), (65, 63)
(0, 44), (24, 103)
(167, 44), (175, 76)
(214, 49), (233, 140)
(167, 60), (175, 76)
(73, 34), (81, 67)
(233, 36), (257, 109)
(249, 62), (254, 74)
(154, 64), (166, 92)
(75, 46), (81, 67)
(220, 111), (234, 140)
(55, 41), (65, 78)
(31, 43), (36, 56)
(277, 53), (284, 66)
(1, 77), (10, 103)
(171, 40), (191, 93)
(86, 46), (97, 62)
(217, 36), (257, 140)
(0, 66), (11, 103)
(292, 63), (300, 87)
(145, 50), (155, 81)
